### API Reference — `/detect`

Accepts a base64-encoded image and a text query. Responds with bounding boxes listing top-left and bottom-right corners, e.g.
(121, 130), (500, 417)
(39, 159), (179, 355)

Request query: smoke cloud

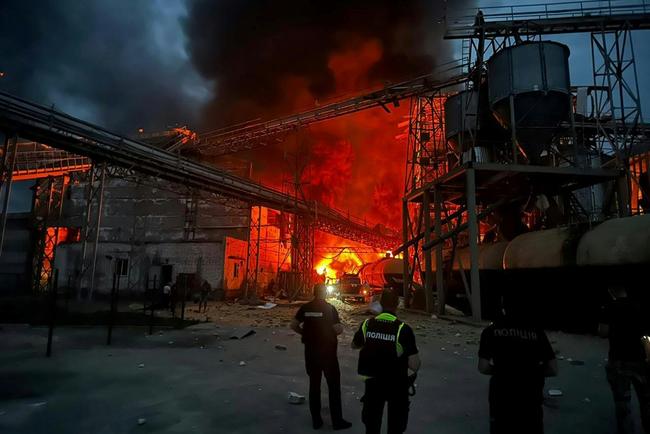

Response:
(185, 0), (465, 229)
(185, 0), (455, 124)
(0, 0), (211, 134)
(1, 0), (468, 231)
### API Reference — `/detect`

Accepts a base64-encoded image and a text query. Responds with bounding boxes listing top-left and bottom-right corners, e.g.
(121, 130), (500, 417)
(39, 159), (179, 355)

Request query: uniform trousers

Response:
(606, 360), (650, 434)
(361, 377), (409, 434)
(489, 377), (544, 434)
(305, 347), (343, 424)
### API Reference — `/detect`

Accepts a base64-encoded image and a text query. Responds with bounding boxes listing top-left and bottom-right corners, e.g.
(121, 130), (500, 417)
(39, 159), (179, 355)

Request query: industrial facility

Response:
(0, 1), (649, 328)
(2, 1), (650, 433)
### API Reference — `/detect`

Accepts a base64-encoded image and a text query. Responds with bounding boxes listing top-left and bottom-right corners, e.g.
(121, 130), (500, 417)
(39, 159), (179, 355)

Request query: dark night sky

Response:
(0, 0), (212, 134)
(2, 1), (649, 133)
(1, 0), (649, 215)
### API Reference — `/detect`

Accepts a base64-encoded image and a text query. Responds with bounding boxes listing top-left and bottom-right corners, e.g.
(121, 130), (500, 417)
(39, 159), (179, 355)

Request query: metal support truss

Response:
(244, 205), (262, 300)
(402, 93), (452, 310)
(193, 73), (468, 156)
(32, 175), (68, 293)
(183, 187), (199, 241)
(405, 93), (451, 193)
(0, 92), (399, 250)
(0, 133), (18, 256)
(77, 163), (106, 299)
(291, 214), (314, 299)
(591, 21), (647, 214)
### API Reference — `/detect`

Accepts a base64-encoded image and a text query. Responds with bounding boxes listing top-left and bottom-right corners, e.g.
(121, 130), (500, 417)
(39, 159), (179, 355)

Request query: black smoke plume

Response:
(185, 0), (464, 126)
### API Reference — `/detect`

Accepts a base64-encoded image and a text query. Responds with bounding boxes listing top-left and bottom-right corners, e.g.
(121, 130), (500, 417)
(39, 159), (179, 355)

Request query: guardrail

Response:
(447, 0), (649, 26)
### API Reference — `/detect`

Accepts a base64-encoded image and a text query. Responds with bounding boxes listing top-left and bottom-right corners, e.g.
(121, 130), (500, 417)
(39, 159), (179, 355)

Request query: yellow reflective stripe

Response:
(396, 322), (405, 357)
(375, 313), (397, 322)
(362, 319), (369, 337)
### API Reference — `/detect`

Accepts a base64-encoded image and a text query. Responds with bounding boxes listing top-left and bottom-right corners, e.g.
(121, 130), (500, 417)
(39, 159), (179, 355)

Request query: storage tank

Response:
(453, 241), (509, 270)
(358, 258), (403, 289)
(503, 227), (580, 269)
(577, 214), (650, 266)
(445, 89), (480, 154)
(487, 41), (571, 162)
(444, 85), (507, 162)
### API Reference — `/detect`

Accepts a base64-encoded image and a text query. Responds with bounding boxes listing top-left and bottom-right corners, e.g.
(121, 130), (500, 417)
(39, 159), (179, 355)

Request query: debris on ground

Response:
(548, 389), (563, 397)
(275, 344), (287, 351)
(138, 363), (145, 368)
(137, 418), (146, 425)
(239, 361), (246, 367)
(287, 392), (305, 405)
(256, 302), (277, 310)
(230, 330), (256, 340)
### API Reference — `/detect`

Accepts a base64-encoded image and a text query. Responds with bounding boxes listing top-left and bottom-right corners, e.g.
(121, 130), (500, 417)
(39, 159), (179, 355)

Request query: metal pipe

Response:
(509, 95), (519, 164)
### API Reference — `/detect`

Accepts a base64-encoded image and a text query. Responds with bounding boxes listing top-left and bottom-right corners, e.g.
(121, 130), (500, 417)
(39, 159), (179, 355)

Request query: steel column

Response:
(88, 163), (106, 300)
(401, 199), (411, 306)
(466, 167), (482, 321)
(244, 205), (262, 300)
(422, 191), (434, 313)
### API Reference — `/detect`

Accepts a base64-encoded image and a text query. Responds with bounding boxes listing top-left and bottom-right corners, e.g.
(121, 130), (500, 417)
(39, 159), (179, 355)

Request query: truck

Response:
(327, 274), (371, 303)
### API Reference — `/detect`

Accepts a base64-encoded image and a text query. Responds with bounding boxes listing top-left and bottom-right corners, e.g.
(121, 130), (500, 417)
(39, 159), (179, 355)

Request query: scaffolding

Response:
(398, 0), (650, 320)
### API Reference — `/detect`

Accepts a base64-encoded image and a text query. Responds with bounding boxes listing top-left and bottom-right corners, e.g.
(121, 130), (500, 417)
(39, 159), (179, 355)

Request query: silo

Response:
(487, 41), (571, 163)
(444, 85), (507, 163)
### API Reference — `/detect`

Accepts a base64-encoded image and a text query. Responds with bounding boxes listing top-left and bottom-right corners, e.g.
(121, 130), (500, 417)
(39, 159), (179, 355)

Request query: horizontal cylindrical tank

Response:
(359, 258), (403, 288)
(577, 214), (650, 266)
(503, 227), (579, 269)
(488, 41), (571, 162)
(453, 241), (509, 271)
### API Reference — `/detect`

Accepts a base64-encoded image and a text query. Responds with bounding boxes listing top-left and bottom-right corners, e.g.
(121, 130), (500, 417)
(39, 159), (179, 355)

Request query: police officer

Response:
(478, 293), (558, 434)
(291, 283), (352, 430)
(598, 285), (650, 433)
(352, 288), (420, 434)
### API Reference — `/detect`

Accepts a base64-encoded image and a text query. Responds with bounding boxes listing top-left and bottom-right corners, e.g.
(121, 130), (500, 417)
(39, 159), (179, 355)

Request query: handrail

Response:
(447, 0), (649, 25)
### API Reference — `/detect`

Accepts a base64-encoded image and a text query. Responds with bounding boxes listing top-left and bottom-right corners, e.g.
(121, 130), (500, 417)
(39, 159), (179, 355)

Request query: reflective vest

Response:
(357, 312), (407, 379)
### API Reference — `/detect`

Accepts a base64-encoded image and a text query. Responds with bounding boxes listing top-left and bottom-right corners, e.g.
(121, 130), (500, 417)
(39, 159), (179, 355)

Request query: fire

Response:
(315, 249), (364, 281)
(313, 232), (386, 281)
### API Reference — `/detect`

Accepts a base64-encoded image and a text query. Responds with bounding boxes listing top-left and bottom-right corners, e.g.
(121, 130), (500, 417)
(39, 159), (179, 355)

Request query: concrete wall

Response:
(63, 178), (249, 244)
(55, 241), (224, 296)
(223, 236), (247, 298)
(54, 176), (249, 296)
(0, 213), (34, 294)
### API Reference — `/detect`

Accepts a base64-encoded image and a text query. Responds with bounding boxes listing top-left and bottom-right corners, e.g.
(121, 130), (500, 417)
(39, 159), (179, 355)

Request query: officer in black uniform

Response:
(291, 283), (352, 430)
(598, 285), (650, 434)
(478, 293), (558, 434)
(352, 288), (420, 434)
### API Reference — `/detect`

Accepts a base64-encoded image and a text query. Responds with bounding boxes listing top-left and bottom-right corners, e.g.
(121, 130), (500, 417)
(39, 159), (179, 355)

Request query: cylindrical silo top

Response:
(487, 41), (571, 107)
